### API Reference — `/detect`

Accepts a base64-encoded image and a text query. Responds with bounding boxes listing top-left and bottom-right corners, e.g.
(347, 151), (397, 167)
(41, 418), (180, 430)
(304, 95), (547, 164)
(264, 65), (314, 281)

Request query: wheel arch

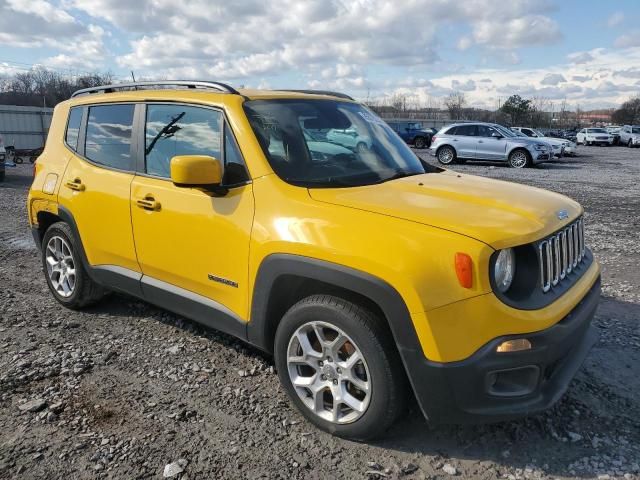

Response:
(248, 254), (419, 357)
(435, 143), (457, 157)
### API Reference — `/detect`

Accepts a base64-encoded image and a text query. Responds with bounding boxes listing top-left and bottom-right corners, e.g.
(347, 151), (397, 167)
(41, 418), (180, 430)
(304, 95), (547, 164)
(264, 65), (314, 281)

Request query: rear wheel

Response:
(508, 149), (531, 168)
(41, 222), (106, 309)
(437, 145), (456, 165)
(274, 295), (407, 440)
(414, 136), (426, 149)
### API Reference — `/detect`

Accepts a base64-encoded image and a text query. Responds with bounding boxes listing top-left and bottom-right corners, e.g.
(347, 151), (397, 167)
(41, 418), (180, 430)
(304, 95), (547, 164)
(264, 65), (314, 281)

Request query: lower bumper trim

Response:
(405, 277), (600, 424)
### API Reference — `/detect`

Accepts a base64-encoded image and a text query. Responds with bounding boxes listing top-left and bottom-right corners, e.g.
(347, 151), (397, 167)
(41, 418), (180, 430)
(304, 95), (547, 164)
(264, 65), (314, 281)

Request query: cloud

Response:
(567, 51), (595, 64)
(607, 12), (624, 28)
(615, 30), (640, 48)
(471, 15), (561, 48)
(541, 73), (566, 86)
(0, 0), (86, 48)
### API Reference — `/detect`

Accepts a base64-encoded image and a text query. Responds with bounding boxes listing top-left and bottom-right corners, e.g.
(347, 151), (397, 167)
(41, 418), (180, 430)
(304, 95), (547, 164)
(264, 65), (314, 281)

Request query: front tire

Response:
(274, 295), (407, 441)
(414, 136), (426, 149)
(508, 149), (531, 168)
(437, 145), (456, 165)
(629, 140), (634, 148)
(41, 222), (105, 309)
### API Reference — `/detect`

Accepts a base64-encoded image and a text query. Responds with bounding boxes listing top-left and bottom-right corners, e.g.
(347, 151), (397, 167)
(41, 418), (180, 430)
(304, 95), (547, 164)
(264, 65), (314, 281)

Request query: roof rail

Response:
(71, 80), (240, 98)
(276, 89), (355, 101)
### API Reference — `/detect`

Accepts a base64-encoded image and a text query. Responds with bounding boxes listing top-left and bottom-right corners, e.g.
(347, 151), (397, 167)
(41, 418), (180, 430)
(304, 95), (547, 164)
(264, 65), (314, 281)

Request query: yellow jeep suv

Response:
(28, 81), (601, 440)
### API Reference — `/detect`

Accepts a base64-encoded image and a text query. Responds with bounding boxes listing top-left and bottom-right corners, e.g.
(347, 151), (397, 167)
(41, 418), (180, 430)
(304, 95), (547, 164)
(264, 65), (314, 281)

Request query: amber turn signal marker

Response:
(496, 338), (532, 353)
(454, 252), (473, 288)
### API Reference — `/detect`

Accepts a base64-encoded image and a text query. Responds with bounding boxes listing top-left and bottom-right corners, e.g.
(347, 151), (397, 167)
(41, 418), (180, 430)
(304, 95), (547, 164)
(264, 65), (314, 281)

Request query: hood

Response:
(308, 171), (582, 249)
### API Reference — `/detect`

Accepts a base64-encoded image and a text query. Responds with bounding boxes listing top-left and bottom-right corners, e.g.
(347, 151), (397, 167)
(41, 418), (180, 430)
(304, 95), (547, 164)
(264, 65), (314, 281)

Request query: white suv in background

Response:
(619, 125), (640, 148)
(511, 127), (576, 157)
(576, 128), (614, 146)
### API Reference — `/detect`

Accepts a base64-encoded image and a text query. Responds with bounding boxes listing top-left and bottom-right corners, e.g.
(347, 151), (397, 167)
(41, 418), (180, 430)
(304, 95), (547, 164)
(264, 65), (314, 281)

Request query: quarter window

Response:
(85, 104), (135, 170)
(65, 107), (83, 151)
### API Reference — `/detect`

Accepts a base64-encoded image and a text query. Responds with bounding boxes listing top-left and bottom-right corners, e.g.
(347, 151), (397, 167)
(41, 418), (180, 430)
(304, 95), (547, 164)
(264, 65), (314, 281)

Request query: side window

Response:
(85, 104), (135, 170)
(477, 125), (497, 137)
(145, 104), (249, 184)
(65, 107), (83, 151)
(456, 125), (477, 136)
(445, 126), (458, 135)
(522, 129), (534, 137)
(145, 104), (222, 178)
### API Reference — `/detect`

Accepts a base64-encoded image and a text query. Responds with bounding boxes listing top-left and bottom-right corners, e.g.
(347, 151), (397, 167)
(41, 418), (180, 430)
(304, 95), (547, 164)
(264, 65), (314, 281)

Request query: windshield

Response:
(511, 129), (527, 138)
(588, 128), (607, 133)
(244, 99), (436, 187)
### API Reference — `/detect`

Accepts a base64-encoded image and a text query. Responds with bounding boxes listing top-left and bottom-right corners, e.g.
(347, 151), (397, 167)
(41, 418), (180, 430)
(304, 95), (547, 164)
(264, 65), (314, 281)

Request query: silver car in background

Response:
(429, 122), (553, 168)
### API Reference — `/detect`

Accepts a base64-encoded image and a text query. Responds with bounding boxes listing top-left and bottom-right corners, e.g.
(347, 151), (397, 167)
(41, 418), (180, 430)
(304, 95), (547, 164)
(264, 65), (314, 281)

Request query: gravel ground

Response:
(0, 145), (639, 480)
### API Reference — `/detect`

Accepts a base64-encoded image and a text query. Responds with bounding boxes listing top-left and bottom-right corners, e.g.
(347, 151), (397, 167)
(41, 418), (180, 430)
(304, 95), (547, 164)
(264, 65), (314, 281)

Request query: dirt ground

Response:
(1, 145), (639, 480)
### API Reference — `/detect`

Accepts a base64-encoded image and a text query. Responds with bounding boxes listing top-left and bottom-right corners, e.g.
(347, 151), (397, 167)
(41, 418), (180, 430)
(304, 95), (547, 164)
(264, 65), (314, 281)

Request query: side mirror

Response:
(491, 132), (503, 139)
(170, 155), (225, 193)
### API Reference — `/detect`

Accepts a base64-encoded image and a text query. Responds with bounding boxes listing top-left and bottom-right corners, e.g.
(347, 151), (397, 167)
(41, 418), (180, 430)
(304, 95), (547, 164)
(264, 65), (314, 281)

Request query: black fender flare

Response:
(248, 254), (420, 353)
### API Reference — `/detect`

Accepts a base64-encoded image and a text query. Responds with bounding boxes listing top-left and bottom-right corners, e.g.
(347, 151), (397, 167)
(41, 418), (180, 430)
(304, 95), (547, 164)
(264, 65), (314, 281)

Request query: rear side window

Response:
(455, 125), (477, 136)
(145, 104), (249, 184)
(85, 104), (135, 170)
(65, 107), (83, 151)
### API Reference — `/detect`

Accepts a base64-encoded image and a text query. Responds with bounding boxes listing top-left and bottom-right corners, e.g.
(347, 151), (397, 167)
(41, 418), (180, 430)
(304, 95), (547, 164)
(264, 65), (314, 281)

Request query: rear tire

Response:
(437, 145), (456, 165)
(274, 295), (407, 441)
(414, 137), (426, 149)
(41, 222), (106, 310)
(508, 149), (531, 168)
(0, 171), (4, 182)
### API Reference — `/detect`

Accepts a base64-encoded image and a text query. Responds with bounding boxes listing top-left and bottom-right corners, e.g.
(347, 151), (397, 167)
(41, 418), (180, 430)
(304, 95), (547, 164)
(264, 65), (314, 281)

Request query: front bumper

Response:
(407, 277), (600, 424)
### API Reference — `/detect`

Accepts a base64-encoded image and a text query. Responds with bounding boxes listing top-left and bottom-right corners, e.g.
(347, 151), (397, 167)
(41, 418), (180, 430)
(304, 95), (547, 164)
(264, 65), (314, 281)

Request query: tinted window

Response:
(65, 107), (83, 151)
(85, 104), (135, 170)
(444, 126), (457, 135)
(477, 125), (499, 137)
(455, 125), (477, 136)
(145, 104), (222, 178)
(224, 129), (249, 184)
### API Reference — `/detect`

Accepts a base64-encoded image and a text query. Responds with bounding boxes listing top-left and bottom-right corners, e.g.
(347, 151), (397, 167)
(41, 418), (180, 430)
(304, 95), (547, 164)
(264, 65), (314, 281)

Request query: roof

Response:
(69, 81), (355, 103)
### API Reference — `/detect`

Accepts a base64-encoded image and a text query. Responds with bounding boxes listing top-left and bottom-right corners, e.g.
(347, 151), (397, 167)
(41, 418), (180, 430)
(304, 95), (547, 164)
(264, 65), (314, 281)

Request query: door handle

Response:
(136, 196), (161, 211)
(65, 178), (85, 191)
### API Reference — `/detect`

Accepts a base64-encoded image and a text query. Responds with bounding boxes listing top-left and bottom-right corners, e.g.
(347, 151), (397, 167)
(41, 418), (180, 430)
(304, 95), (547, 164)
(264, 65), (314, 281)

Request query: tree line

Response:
(0, 68), (114, 107)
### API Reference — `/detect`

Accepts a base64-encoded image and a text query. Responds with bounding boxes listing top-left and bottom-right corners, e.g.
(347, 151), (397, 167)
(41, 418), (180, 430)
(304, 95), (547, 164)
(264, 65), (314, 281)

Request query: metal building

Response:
(0, 105), (53, 150)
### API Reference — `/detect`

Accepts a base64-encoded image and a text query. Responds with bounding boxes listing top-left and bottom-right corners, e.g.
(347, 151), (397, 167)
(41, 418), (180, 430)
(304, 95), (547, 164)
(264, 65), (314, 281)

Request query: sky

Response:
(0, 0), (639, 109)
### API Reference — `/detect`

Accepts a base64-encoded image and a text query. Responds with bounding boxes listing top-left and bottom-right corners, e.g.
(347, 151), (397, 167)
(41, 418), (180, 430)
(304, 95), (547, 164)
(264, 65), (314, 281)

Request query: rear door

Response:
(58, 103), (141, 274)
(451, 124), (478, 158)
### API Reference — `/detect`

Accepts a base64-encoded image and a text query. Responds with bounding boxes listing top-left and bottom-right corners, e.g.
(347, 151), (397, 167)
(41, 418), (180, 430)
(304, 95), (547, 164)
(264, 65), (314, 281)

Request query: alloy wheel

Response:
(45, 236), (76, 298)
(438, 147), (454, 164)
(286, 321), (371, 424)
(510, 151), (528, 168)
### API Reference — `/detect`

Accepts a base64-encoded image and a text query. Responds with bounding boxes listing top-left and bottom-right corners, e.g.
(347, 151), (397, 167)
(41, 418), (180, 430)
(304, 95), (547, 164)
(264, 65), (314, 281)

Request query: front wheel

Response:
(41, 222), (106, 309)
(414, 136), (426, 149)
(437, 145), (456, 165)
(274, 295), (407, 440)
(629, 140), (634, 148)
(508, 149), (531, 168)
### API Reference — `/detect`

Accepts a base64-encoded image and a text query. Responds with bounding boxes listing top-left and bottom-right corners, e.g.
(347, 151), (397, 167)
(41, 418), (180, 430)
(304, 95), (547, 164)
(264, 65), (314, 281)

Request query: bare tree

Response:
(444, 91), (466, 120)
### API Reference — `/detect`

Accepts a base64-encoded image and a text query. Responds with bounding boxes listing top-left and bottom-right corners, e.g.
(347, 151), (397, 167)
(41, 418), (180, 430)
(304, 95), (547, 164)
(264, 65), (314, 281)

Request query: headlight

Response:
(494, 248), (516, 293)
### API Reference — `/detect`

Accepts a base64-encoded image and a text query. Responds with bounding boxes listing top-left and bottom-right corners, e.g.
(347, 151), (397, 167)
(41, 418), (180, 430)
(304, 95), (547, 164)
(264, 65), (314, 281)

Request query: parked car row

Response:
(511, 127), (577, 157)
(619, 125), (640, 148)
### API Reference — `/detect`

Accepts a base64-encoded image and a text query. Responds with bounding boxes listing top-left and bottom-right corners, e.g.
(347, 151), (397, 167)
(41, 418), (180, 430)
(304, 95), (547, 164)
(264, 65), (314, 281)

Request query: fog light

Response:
(496, 338), (531, 353)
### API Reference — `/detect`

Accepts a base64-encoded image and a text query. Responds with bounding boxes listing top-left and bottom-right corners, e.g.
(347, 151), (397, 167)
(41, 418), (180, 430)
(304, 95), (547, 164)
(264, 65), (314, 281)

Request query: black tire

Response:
(29, 156), (36, 164)
(508, 148), (531, 168)
(274, 295), (407, 441)
(15, 156), (23, 164)
(629, 140), (634, 148)
(0, 171), (4, 182)
(41, 222), (105, 310)
(414, 136), (426, 149)
(436, 145), (456, 165)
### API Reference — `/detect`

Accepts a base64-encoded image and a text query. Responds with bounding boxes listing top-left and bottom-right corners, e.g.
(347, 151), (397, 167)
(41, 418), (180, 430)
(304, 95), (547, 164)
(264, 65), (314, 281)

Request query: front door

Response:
(130, 103), (254, 320)
(476, 125), (507, 160)
(58, 103), (140, 273)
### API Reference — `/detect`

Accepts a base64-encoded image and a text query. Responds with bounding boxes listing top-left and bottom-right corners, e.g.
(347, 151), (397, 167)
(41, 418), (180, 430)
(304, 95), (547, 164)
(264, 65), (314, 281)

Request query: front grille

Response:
(538, 218), (585, 293)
